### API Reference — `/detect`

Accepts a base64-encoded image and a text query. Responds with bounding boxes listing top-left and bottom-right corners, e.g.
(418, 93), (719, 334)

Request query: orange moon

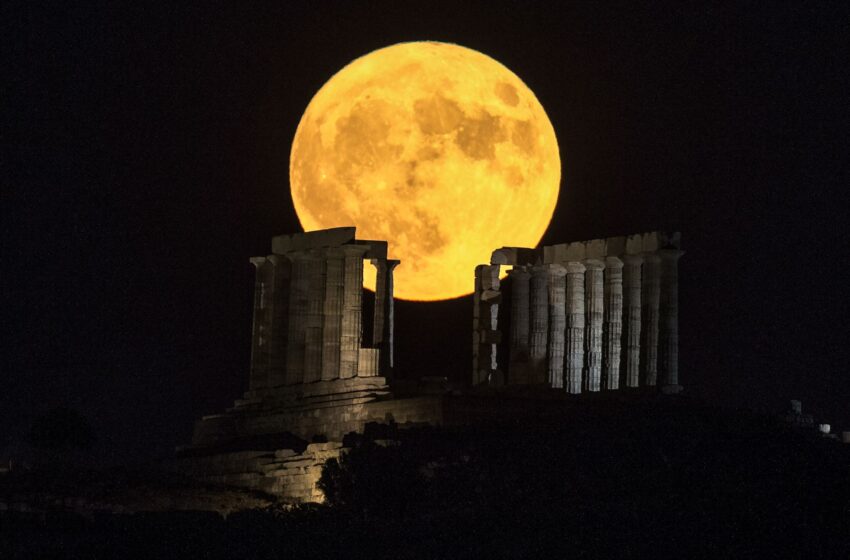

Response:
(290, 41), (560, 301)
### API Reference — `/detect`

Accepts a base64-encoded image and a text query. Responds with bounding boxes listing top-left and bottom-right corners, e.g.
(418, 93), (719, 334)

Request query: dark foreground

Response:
(2, 398), (848, 559)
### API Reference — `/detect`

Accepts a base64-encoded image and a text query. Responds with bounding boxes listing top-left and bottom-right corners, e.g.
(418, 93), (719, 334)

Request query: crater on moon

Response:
(290, 41), (561, 301)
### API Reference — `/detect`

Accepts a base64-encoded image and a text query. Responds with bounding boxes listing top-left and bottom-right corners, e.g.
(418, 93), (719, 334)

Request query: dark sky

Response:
(3, 2), (848, 462)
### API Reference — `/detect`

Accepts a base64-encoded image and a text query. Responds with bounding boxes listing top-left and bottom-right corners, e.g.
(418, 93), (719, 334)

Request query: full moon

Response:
(290, 41), (560, 301)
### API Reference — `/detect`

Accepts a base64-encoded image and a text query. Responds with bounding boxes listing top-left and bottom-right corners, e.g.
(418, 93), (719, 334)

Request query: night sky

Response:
(4, 2), (848, 462)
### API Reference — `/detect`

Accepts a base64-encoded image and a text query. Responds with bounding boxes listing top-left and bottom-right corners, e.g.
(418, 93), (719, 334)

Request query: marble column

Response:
(248, 257), (270, 391)
(321, 248), (345, 381)
(508, 266), (531, 384)
(602, 256), (623, 391)
(565, 262), (586, 394)
(372, 258), (400, 377)
(265, 255), (290, 388)
(340, 246), (369, 379)
(285, 252), (310, 385)
(584, 259), (605, 392)
(621, 255), (643, 388)
(529, 265), (549, 385)
(302, 251), (325, 383)
(472, 264), (501, 385)
(546, 265), (567, 389)
(659, 249), (684, 394)
(640, 253), (661, 387)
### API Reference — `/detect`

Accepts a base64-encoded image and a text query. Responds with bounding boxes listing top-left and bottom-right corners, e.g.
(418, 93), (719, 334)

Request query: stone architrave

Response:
(285, 253), (310, 385)
(265, 255), (290, 388)
(248, 257), (270, 391)
(302, 251), (326, 383)
(507, 266), (531, 384)
(546, 265), (567, 389)
(321, 248), (345, 381)
(339, 246), (369, 379)
(640, 253), (661, 387)
(602, 256), (623, 390)
(529, 265), (549, 385)
(583, 259), (605, 392)
(372, 258), (400, 376)
(621, 254), (643, 388)
(659, 249), (684, 394)
(565, 261), (586, 394)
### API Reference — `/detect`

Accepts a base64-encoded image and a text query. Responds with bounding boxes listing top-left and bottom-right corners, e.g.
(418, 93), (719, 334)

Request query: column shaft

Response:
(302, 252), (325, 383)
(640, 253), (661, 387)
(565, 262), (586, 394)
(285, 253), (310, 385)
(321, 249), (344, 381)
(265, 255), (290, 388)
(659, 249), (684, 393)
(546, 265), (567, 389)
(602, 257), (623, 391)
(340, 247), (368, 379)
(584, 260), (605, 392)
(529, 265), (549, 385)
(621, 255), (643, 388)
(248, 257), (270, 391)
(508, 267), (531, 384)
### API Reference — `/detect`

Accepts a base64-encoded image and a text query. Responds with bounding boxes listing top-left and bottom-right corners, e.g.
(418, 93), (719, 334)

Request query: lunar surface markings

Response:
(290, 42), (560, 300)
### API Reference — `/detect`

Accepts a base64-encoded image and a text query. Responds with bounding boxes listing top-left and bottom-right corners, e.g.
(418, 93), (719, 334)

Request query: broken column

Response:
(640, 252), (661, 387)
(529, 265), (549, 385)
(547, 264), (567, 389)
(565, 261), (586, 394)
(584, 259), (605, 392)
(472, 264), (501, 385)
(602, 256), (623, 390)
(621, 254), (643, 388)
(659, 248), (684, 393)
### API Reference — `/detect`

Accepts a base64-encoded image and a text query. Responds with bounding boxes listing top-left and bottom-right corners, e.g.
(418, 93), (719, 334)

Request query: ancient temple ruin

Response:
(189, 227), (403, 448)
(177, 228), (685, 503)
(473, 232), (683, 394)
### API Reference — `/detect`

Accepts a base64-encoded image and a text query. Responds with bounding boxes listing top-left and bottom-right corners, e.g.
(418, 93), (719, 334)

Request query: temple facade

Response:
(473, 231), (683, 394)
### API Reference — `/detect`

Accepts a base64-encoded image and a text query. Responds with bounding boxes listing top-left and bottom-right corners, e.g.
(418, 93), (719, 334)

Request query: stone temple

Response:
(175, 227), (683, 502)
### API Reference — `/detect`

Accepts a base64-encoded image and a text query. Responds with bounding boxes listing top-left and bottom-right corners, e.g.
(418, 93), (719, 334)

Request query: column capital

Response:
(565, 261), (586, 275)
(547, 263), (567, 278)
(371, 257), (400, 271)
(507, 265), (530, 278)
(583, 258), (605, 270)
(249, 256), (267, 268)
(341, 244), (370, 259)
(604, 256), (624, 269)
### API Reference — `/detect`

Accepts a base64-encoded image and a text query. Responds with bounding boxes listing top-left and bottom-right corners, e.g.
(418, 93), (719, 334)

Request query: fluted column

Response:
(265, 255), (290, 388)
(321, 248), (345, 381)
(340, 246), (369, 379)
(302, 251), (325, 383)
(372, 258), (400, 377)
(621, 254), (643, 388)
(659, 249), (684, 394)
(546, 265), (567, 389)
(285, 252), (310, 385)
(249, 257), (270, 391)
(640, 253), (661, 387)
(508, 266), (531, 384)
(565, 262), (586, 394)
(529, 265), (549, 385)
(602, 256), (623, 391)
(584, 259), (605, 392)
